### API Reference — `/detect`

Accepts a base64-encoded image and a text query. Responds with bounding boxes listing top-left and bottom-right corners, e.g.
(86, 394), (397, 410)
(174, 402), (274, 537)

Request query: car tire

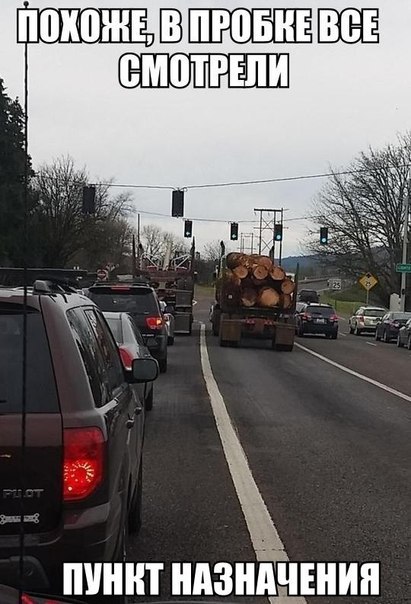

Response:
(349, 324), (354, 334)
(375, 330), (381, 341)
(407, 336), (411, 350)
(397, 335), (403, 348)
(354, 325), (362, 336)
(212, 321), (219, 336)
(297, 326), (304, 337)
(158, 357), (167, 373)
(145, 386), (153, 411)
(331, 332), (338, 340)
(128, 461), (143, 535)
(167, 336), (175, 346)
(382, 330), (389, 343)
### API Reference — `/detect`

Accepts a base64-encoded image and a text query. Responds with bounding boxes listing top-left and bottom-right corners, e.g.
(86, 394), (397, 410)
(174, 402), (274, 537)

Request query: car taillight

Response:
(119, 345), (134, 371)
(392, 321), (400, 328)
(146, 316), (163, 329)
(357, 315), (364, 322)
(329, 314), (338, 322)
(63, 428), (104, 501)
(302, 313), (312, 321)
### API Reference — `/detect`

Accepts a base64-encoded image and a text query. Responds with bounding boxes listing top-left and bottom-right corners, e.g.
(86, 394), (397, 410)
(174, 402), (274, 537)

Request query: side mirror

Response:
(131, 357), (159, 383)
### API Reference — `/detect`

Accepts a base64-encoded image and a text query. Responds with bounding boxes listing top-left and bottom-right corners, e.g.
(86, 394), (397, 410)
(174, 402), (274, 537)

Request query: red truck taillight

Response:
(63, 427), (104, 501)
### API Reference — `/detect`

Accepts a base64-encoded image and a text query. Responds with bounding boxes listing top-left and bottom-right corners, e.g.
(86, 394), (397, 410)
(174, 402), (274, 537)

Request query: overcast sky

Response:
(1, 0), (410, 257)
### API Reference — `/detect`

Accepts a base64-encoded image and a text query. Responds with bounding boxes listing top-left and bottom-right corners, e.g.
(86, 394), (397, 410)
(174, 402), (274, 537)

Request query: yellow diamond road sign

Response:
(359, 272), (378, 291)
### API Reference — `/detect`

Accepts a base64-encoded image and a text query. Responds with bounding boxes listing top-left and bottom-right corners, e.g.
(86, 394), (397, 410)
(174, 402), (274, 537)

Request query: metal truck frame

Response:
(140, 240), (196, 335)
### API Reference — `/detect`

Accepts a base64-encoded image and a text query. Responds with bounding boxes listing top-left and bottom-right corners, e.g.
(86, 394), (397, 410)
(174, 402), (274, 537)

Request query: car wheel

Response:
(128, 461), (143, 535)
(297, 325), (304, 337)
(158, 357), (167, 373)
(407, 336), (411, 350)
(397, 335), (403, 348)
(145, 386), (153, 411)
(375, 330), (381, 341)
(354, 325), (361, 336)
(382, 330), (389, 343)
(331, 331), (338, 340)
(349, 324), (354, 334)
(212, 321), (219, 336)
(167, 336), (175, 346)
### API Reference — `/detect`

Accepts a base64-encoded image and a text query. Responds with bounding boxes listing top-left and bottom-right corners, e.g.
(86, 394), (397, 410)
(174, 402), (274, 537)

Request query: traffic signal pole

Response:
(399, 180), (410, 312)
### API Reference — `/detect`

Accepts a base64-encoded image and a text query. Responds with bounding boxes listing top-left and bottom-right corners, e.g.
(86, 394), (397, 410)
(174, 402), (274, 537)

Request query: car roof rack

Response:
(32, 279), (78, 294)
(0, 267), (87, 288)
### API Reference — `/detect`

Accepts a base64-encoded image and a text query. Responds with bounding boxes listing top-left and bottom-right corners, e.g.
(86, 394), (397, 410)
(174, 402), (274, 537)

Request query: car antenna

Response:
(19, 5), (30, 601)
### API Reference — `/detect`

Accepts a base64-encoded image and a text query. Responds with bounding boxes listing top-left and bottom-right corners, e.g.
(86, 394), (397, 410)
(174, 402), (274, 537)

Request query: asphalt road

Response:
(128, 289), (411, 604)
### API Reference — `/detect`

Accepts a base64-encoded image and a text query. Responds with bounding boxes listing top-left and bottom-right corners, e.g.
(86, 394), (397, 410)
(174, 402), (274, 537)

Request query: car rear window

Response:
(0, 306), (59, 413)
(105, 316), (123, 343)
(306, 306), (335, 317)
(392, 312), (411, 320)
(89, 288), (158, 315)
(363, 308), (385, 317)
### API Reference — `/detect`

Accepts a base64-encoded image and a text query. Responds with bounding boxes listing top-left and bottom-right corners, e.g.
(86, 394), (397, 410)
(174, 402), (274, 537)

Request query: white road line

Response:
(199, 324), (306, 604)
(295, 343), (411, 403)
(339, 332), (347, 337)
(366, 342), (377, 347)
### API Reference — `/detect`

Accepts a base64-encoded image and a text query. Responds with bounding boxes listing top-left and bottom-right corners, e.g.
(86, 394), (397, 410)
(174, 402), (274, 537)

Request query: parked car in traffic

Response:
(374, 311), (411, 342)
(0, 280), (158, 597)
(298, 289), (319, 303)
(88, 281), (168, 372)
(159, 300), (175, 345)
(103, 311), (158, 410)
(396, 318), (411, 349)
(295, 303), (338, 338)
(348, 306), (387, 335)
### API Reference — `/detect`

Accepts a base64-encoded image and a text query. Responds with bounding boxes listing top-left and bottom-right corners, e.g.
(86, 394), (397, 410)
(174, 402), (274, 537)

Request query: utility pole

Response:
(399, 180), (410, 311)
(136, 213), (141, 269)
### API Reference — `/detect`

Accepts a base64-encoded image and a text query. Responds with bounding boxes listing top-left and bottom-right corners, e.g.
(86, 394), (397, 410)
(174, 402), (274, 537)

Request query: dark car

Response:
(104, 311), (157, 410)
(298, 289), (320, 303)
(88, 282), (168, 372)
(0, 281), (158, 597)
(375, 311), (411, 342)
(396, 318), (411, 349)
(296, 303), (338, 338)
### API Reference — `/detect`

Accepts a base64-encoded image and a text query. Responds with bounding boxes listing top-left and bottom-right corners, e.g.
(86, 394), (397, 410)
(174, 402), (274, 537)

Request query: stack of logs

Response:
(218, 252), (296, 309)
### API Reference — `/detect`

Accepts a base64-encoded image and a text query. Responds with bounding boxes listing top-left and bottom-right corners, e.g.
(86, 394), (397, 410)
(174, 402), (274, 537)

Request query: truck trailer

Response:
(211, 251), (298, 351)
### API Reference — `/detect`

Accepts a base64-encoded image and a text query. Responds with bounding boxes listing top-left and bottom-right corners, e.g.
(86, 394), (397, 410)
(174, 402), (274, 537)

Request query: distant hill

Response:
(281, 255), (320, 274)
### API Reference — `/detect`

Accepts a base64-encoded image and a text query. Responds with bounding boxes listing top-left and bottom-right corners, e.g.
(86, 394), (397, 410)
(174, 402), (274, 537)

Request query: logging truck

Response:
(211, 252), (298, 351)
(141, 240), (196, 335)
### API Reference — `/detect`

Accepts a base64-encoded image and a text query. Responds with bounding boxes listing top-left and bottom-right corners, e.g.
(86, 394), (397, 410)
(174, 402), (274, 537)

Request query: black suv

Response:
(89, 282), (168, 373)
(296, 303), (339, 338)
(0, 280), (158, 597)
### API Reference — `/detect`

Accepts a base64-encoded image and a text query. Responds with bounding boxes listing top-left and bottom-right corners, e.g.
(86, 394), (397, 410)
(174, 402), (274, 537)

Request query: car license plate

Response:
(315, 318), (325, 324)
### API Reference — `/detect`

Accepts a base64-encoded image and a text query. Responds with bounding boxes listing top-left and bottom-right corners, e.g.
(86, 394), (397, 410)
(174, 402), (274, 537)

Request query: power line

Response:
(33, 162), (411, 192)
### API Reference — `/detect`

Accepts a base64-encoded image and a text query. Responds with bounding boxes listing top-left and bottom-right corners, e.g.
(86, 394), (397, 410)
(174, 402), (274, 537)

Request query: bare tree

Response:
(308, 133), (411, 304)
(33, 156), (132, 268)
(140, 224), (187, 261)
(202, 240), (223, 263)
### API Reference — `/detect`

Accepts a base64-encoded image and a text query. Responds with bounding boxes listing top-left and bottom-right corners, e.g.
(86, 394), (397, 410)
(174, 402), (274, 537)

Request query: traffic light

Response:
(82, 186), (96, 215)
(184, 220), (192, 238)
(172, 190), (184, 217)
(320, 227), (329, 245)
(230, 222), (239, 241)
(274, 223), (283, 242)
